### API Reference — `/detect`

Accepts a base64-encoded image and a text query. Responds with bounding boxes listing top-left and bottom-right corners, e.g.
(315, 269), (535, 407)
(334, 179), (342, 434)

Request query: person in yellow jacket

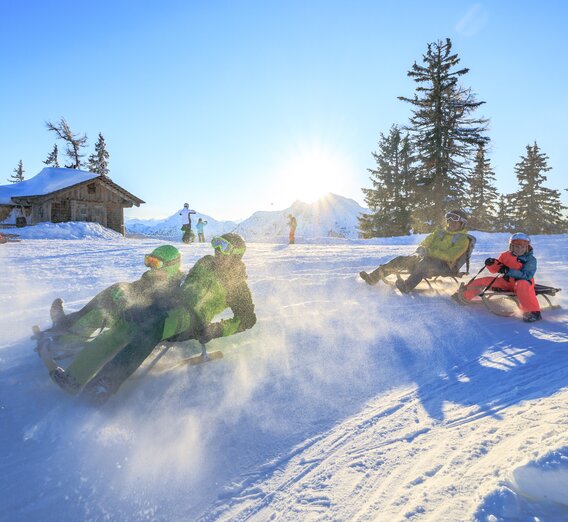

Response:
(359, 209), (472, 293)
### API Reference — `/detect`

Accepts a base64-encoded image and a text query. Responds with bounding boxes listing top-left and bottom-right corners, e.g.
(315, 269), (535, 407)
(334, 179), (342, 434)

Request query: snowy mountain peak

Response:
(126, 193), (368, 241)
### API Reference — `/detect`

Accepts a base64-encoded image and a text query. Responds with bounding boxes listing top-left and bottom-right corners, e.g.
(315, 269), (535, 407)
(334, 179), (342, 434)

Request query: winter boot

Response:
(50, 298), (65, 328)
(522, 311), (542, 323)
(359, 267), (384, 286)
(395, 276), (410, 294)
(49, 367), (82, 395)
(451, 286), (469, 305)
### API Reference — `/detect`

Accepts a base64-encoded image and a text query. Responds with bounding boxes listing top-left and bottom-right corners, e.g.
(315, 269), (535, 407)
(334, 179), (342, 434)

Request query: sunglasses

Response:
(211, 237), (245, 256)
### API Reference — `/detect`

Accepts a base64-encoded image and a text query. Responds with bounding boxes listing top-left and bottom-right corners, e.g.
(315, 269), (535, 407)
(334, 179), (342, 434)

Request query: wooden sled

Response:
(380, 270), (470, 293)
(457, 283), (562, 317)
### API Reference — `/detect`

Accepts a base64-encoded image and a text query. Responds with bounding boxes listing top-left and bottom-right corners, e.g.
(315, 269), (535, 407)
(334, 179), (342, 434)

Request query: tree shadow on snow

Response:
(388, 299), (568, 422)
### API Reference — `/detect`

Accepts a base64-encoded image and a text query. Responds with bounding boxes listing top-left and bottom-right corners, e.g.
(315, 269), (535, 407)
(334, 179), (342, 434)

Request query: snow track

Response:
(206, 329), (568, 521)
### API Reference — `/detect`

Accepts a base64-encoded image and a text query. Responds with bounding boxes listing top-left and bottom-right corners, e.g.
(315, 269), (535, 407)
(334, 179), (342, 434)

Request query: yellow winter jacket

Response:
(420, 228), (470, 267)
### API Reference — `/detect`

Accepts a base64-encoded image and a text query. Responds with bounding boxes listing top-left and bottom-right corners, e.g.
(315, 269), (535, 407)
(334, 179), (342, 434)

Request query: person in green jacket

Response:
(39, 234), (256, 404)
(359, 209), (472, 293)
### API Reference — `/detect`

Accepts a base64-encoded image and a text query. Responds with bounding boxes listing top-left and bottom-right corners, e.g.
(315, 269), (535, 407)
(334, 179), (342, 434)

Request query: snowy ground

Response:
(1, 224), (567, 521)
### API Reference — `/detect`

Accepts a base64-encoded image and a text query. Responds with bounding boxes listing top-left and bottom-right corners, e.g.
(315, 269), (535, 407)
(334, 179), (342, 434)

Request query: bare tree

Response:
(45, 117), (88, 169)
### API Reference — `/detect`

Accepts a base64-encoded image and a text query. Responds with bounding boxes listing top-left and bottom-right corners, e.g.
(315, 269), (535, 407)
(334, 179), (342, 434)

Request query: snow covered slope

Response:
(125, 193), (367, 241)
(1, 229), (567, 521)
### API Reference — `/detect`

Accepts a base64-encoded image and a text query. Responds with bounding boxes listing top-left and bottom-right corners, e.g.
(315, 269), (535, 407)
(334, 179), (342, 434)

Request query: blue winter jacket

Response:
(506, 250), (537, 281)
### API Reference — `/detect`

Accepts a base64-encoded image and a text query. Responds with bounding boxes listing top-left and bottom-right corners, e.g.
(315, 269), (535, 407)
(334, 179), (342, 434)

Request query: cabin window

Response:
(87, 183), (96, 194)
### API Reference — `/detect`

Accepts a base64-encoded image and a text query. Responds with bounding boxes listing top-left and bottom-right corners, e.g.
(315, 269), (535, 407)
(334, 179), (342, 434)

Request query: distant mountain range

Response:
(125, 193), (368, 241)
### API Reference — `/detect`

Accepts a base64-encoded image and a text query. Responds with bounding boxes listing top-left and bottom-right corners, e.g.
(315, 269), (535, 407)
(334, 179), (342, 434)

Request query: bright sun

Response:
(274, 141), (350, 205)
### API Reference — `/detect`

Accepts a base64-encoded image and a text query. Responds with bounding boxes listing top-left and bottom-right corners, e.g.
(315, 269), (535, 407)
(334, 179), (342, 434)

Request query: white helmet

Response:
(509, 232), (531, 252)
(509, 232), (531, 244)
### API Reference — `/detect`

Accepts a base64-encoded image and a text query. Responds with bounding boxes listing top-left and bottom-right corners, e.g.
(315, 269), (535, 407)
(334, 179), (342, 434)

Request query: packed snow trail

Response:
(204, 323), (568, 521)
(1, 231), (567, 521)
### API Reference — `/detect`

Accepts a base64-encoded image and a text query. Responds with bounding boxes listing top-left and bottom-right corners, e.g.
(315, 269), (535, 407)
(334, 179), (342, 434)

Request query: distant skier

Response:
(179, 203), (196, 243)
(288, 214), (297, 244)
(196, 217), (208, 243)
(37, 234), (256, 404)
(453, 232), (542, 322)
(359, 209), (473, 293)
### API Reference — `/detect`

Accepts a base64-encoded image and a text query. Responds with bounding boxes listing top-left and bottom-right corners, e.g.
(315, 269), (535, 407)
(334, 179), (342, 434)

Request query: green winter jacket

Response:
(161, 255), (256, 343)
(420, 228), (470, 267)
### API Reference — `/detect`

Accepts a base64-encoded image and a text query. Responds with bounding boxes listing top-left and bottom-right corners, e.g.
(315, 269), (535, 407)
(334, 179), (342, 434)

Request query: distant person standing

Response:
(196, 218), (208, 243)
(288, 214), (297, 244)
(179, 203), (196, 243)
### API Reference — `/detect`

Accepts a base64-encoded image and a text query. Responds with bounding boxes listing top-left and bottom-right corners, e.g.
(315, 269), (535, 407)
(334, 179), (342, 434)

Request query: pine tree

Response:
(398, 38), (489, 232)
(468, 143), (498, 230)
(87, 132), (110, 176)
(8, 160), (25, 183)
(359, 125), (414, 237)
(43, 144), (60, 168)
(494, 194), (514, 232)
(45, 117), (88, 169)
(509, 142), (566, 234)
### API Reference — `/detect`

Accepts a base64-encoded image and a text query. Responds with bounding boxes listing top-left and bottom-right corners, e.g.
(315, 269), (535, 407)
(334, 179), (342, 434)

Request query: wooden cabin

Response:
(0, 168), (144, 235)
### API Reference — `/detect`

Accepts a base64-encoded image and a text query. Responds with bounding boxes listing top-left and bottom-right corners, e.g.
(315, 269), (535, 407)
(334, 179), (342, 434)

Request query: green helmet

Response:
(211, 233), (246, 257)
(144, 245), (181, 277)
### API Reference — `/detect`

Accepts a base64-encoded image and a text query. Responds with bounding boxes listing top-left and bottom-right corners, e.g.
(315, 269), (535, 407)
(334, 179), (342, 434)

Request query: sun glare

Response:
(273, 141), (351, 206)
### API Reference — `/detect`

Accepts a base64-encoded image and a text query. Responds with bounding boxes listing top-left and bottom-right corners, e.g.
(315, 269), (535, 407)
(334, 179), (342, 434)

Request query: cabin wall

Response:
(30, 180), (133, 234)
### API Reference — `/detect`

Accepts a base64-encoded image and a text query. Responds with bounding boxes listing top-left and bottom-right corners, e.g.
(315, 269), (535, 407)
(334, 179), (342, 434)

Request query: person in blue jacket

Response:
(196, 218), (208, 243)
(457, 232), (541, 322)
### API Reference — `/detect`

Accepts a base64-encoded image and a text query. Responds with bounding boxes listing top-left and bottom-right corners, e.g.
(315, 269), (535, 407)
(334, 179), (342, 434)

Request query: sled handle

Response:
(479, 274), (501, 297)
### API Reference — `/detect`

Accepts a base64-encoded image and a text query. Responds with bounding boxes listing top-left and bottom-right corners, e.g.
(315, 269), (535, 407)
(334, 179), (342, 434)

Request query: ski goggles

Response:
(211, 237), (246, 256)
(509, 240), (530, 251)
(144, 254), (180, 269)
(144, 255), (164, 269)
(445, 212), (466, 223)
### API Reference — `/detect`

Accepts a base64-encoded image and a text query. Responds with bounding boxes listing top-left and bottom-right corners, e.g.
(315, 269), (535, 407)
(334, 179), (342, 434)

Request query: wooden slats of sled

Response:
(479, 284), (562, 317)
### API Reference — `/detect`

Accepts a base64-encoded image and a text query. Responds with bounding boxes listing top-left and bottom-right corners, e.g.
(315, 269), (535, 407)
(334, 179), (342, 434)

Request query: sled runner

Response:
(456, 282), (562, 317)
(379, 270), (471, 292)
(136, 342), (224, 376)
(32, 324), (223, 382)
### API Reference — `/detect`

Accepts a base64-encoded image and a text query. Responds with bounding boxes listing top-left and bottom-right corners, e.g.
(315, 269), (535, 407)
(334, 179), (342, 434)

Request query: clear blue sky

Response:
(1, 1), (567, 221)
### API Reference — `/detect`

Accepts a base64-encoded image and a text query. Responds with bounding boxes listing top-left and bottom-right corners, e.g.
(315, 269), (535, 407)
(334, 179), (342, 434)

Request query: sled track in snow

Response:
(202, 320), (568, 522)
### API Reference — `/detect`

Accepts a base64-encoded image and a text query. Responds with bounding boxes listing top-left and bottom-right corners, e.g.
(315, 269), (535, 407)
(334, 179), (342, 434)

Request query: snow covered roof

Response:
(0, 168), (99, 205)
(0, 167), (144, 206)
